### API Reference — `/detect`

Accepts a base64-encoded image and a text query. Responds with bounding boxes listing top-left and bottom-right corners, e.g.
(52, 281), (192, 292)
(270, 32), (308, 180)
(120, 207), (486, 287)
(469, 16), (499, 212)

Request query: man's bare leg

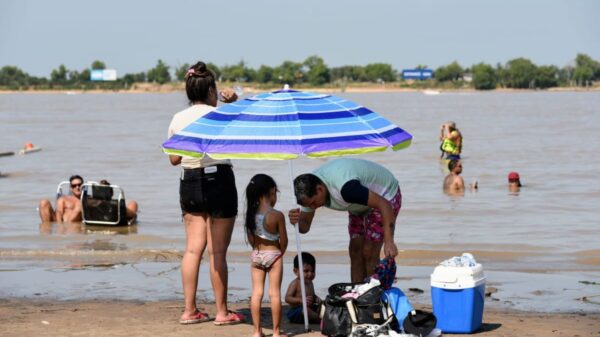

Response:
(38, 199), (56, 222)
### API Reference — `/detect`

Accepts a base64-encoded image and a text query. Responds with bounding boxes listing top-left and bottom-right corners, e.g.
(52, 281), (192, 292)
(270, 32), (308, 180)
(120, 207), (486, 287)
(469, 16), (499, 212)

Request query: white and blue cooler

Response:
(430, 263), (485, 333)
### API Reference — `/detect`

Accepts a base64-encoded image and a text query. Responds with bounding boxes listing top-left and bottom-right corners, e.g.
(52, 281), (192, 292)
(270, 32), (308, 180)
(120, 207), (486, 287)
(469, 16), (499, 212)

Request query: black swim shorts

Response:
(179, 165), (238, 218)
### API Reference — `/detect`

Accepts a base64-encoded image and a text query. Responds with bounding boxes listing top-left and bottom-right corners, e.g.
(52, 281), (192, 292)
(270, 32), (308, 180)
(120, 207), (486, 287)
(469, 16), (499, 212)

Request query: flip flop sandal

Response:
(179, 311), (210, 325)
(214, 311), (245, 326)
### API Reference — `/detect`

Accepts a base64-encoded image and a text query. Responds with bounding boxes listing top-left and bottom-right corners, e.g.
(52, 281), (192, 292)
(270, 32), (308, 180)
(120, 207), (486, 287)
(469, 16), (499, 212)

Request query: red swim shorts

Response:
(348, 188), (402, 242)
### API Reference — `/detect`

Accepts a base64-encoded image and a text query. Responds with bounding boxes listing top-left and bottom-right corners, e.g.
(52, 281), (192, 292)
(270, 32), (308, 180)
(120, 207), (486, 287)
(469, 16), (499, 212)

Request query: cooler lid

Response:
(430, 263), (485, 284)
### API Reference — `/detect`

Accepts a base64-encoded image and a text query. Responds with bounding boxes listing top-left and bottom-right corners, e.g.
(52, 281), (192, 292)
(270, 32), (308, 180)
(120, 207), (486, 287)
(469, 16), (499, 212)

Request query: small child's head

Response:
(293, 252), (316, 281)
(245, 174), (278, 237)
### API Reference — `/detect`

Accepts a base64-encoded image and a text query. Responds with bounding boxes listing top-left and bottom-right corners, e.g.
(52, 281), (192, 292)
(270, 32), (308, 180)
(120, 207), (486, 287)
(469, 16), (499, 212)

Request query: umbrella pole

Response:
(288, 161), (310, 332)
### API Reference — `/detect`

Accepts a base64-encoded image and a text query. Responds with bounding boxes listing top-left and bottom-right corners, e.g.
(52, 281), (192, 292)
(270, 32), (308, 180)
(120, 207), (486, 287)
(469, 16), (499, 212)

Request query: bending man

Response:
(288, 158), (402, 282)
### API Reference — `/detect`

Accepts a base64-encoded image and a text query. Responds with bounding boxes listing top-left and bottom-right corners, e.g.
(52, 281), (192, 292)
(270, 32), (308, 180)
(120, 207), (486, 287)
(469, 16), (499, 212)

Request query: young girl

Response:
(245, 174), (288, 337)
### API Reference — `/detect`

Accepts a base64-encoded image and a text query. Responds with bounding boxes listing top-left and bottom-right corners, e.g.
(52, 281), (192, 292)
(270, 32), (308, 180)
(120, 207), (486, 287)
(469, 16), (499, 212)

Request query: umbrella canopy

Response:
(162, 89), (412, 159)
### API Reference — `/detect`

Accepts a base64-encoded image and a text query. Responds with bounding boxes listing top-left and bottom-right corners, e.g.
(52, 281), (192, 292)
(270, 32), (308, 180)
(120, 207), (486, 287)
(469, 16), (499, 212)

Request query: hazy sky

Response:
(1, 0), (599, 77)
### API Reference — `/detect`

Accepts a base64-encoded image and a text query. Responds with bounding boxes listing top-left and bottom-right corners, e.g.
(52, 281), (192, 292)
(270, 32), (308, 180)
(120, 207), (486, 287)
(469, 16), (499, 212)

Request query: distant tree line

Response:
(1, 54), (599, 91)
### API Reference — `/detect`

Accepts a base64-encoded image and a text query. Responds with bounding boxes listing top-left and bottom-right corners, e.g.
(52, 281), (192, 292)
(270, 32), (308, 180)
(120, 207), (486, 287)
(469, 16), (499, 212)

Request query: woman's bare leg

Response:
(207, 217), (235, 320)
(180, 212), (208, 320)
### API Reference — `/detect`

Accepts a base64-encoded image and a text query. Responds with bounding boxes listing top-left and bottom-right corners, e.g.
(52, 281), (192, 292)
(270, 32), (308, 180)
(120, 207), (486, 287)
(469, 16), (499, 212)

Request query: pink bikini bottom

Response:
(251, 249), (282, 271)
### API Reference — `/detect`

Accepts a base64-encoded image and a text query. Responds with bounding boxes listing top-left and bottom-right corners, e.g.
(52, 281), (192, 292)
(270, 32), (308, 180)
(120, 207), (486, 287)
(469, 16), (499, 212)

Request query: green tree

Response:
(256, 65), (274, 83)
(175, 63), (191, 81)
(67, 70), (80, 83)
(330, 66), (367, 82)
(122, 72), (147, 85)
(91, 60), (106, 70)
(534, 65), (559, 89)
(79, 69), (91, 82)
(0, 66), (31, 87)
(573, 53), (600, 84)
(146, 59), (171, 84)
(303, 55), (330, 85)
(435, 61), (464, 82)
(220, 60), (255, 82)
(495, 63), (507, 88)
(206, 62), (221, 80)
(471, 63), (497, 90)
(273, 60), (303, 85)
(364, 63), (396, 82)
(573, 67), (594, 85)
(504, 58), (537, 88)
(50, 64), (69, 84)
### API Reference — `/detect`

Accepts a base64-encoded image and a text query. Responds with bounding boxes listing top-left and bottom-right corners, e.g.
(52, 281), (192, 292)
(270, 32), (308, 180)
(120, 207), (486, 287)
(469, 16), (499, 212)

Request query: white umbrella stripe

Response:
(177, 124), (398, 140)
(209, 106), (367, 116)
(189, 114), (388, 128)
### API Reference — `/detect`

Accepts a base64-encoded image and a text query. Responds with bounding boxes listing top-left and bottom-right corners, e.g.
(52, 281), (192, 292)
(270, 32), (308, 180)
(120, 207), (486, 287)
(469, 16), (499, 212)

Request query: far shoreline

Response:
(1, 82), (599, 95)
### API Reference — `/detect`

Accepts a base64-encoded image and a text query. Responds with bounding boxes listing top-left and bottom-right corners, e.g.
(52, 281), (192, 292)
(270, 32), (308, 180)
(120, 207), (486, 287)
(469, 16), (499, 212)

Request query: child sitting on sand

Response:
(284, 252), (322, 324)
(245, 174), (288, 337)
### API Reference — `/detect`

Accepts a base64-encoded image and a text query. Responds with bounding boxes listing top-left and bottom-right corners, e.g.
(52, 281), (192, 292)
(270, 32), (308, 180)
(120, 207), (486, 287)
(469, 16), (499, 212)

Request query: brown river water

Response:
(1, 91), (599, 312)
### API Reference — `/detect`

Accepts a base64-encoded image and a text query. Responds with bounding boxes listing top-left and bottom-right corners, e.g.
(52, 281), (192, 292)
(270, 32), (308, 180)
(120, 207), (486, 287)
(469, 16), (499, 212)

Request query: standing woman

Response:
(167, 61), (245, 325)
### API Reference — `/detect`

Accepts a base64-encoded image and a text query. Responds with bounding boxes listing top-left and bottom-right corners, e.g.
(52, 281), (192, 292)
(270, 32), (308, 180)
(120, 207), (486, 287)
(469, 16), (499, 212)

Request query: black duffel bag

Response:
(321, 282), (397, 337)
(320, 283), (355, 337)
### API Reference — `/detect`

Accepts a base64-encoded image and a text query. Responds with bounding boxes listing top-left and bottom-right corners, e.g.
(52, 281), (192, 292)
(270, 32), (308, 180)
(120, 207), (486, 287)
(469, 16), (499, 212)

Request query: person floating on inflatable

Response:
(19, 142), (41, 155)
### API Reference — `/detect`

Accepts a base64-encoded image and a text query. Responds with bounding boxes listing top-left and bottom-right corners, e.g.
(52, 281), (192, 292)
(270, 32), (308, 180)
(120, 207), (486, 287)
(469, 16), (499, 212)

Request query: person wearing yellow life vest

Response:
(439, 121), (462, 160)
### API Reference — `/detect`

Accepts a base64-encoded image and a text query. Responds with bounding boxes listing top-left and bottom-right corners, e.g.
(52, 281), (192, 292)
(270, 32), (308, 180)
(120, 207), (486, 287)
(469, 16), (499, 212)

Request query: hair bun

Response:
(196, 61), (206, 73)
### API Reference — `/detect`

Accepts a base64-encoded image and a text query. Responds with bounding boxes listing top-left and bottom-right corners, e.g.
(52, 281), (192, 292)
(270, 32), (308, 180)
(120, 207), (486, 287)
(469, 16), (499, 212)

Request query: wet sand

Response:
(1, 298), (598, 337)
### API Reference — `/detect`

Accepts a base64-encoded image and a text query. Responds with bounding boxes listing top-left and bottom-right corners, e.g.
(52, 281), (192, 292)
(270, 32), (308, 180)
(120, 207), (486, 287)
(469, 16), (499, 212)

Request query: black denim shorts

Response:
(179, 165), (238, 218)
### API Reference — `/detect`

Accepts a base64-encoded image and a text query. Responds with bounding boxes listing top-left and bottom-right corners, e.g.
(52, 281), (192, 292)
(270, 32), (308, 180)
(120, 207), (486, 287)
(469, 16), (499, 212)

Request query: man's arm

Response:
(288, 208), (315, 234)
(366, 191), (398, 257)
(454, 176), (465, 190)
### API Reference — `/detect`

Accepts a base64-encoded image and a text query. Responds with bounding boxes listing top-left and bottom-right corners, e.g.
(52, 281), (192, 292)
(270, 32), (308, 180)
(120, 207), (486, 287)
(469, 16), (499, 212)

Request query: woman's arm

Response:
(168, 154), (181, 166)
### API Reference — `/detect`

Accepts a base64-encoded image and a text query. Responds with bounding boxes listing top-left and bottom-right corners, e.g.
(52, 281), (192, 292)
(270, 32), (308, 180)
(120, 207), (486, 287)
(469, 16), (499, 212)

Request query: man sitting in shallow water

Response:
(443, 159), (464, 194)
(38, 175), (138, 224)
(38, 175), (84, 223)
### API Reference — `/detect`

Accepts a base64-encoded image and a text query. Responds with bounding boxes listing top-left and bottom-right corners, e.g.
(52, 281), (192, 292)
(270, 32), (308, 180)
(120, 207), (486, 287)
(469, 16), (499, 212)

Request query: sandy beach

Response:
(1, 298), (598, 337)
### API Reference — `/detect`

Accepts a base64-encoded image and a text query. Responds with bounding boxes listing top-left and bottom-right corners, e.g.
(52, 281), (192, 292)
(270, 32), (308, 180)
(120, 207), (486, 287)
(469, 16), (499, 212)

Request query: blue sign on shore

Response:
(90, 69), (117, 81)
(402, 69), (433, 80)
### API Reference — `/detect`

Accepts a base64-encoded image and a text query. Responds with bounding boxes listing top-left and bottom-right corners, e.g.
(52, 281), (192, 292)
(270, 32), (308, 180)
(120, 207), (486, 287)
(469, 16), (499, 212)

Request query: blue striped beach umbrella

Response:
(162, 88), (412, 159)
